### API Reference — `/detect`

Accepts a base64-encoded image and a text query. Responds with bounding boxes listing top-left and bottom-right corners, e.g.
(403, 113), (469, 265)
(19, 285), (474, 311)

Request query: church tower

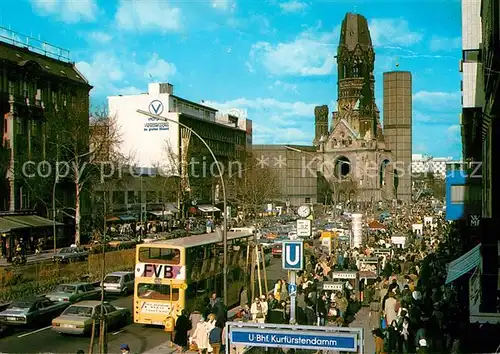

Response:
(334, 13), (379, 140)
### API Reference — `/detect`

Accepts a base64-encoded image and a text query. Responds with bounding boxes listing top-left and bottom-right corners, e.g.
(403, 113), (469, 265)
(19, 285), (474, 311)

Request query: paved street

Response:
(348, 307), (375, 354)
(0, 258), (286, 353)
(0, 254), (374, 354)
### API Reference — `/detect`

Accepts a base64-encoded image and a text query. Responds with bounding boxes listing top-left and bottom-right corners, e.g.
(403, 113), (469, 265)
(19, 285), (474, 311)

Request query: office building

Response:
(0, 27), (91, 254)
(252, 144), (317, 206)
(105, 83), (251, 213)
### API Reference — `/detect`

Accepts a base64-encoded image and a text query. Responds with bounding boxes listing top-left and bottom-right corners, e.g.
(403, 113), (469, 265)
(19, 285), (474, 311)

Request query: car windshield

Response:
(8, 301), (34, 310)
(54, 285), (76, 293)
(63, 306), (93, 317)
(104, 276), (121, 284)
(59, 248), (73, 254)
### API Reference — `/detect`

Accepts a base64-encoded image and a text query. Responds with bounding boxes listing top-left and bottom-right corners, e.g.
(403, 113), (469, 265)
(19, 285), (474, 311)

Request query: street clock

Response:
(297, 205), (312, 218)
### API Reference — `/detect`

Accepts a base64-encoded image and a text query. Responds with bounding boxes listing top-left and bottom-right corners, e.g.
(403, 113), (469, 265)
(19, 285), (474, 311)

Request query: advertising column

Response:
(351, 213), (363, 248)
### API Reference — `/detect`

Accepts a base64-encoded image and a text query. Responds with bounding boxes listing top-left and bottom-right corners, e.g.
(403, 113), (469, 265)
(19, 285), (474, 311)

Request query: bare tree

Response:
(49, 106), (126, 245)
(231, 155), (281, 216)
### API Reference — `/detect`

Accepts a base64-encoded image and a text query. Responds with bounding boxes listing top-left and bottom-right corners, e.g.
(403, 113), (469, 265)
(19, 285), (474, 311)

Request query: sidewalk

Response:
(349, 307), (375, 354)
(0, 249), (57, 267)
(141, 306), (243, 354)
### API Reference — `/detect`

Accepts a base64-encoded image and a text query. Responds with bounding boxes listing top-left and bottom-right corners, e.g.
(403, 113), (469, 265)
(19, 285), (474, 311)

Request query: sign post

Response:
(282, 239), (303, 324)
(225, 322), (364, 354)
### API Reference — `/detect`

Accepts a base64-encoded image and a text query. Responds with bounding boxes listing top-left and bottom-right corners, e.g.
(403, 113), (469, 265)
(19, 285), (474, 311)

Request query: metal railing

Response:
(0, 26), (71, 62)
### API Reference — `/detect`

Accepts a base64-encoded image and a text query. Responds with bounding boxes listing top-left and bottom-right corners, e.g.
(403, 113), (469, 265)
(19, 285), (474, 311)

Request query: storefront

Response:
(0, 214), (63, 260)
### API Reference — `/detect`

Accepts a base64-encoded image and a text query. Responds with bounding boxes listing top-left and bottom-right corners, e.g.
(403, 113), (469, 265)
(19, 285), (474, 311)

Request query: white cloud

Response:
(212, 0), (236, 11)
(115, 0), (181, 32)
(253, 124), (312, 144)
(87, 31), (112, 44)
(429, 36), (461, 52)
(30, 0), (98, 23)
(268, 80), (298, 94)
(414, 111), (434, 123)
(446, 124), (461, 144)
(447, 124), (460, 134)
(204, 98), (317, 144)
(249, 25), (338, 76)
(280, 1), (308, 13)
(144, 54), (177, 81)
(369, 19), (423, 47)
(76, 51), (176, 96)
(413, 91), (461, 109)
(206, 98), (316, 117)
(227, 15), (274, 35)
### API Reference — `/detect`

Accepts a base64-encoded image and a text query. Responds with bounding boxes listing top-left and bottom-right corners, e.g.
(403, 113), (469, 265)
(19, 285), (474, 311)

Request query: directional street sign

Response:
(288, 283), (297, 295)
(296, 219), (312, 237)
(282, 241), (304, 270)
(229, 327), (358, 352)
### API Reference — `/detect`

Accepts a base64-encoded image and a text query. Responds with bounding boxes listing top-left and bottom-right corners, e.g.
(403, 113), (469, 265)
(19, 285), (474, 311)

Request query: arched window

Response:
(352, 64), (360, 77)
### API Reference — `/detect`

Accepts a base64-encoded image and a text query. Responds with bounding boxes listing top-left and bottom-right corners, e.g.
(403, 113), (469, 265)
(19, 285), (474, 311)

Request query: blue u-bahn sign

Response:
(226, 322), (363, 353)
(230, 328), (357, 351)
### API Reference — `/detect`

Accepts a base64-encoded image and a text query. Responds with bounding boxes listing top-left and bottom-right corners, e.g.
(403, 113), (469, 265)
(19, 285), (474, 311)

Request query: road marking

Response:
(112, 329), (124, 335)
(17, 325), (51, 338)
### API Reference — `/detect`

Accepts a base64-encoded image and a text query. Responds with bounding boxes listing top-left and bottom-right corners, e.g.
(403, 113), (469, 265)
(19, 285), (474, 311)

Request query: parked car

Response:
(52, 247), (89, 263)
(107, 237), (136, 250)
(51, 301), (130, 335)
(0, 297), (69, 326)
(101, 271), (135, 296)
(46, 282), (102, 303)
(272, 244), (282, 258)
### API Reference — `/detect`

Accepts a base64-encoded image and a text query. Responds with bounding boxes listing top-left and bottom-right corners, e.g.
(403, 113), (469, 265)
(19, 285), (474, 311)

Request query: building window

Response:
(8, 81), (14, 95)
(31, 121), (37, 136)
(463, 49), (481, 62)
(450, 185), (465, 204)
(22, 81), (28, 97)
(305, 197), (311, 203)
(352, 65), (360, 77)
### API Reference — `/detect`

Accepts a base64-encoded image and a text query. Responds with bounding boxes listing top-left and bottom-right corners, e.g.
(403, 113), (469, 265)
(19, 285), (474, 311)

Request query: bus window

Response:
(137, 283), (180, 301)
(139, 247), (180, 264)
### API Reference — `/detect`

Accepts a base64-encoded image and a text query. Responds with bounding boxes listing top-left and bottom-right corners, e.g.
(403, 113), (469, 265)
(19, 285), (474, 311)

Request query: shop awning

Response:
(3, 215), (62, 228)
(106, 216), (120, 222)
(149, 211), (173, 217)
(164, 203), (179, 212)
(198, 205), (221, 213)
(118, 215), (137, 221)
(445, 243), (482, 284)
(368, 221), (386, 230)
(0, 217), (30, 233)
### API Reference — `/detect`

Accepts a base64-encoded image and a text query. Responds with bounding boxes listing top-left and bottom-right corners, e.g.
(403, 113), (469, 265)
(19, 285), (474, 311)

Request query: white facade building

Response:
(460, 0), (484, 109)
(411, 154), (459, 178)
(108, 83), (250, 173)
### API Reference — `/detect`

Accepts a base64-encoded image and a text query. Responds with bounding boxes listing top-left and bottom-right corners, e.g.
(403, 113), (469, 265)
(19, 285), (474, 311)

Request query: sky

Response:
(1, 0), (462, 159)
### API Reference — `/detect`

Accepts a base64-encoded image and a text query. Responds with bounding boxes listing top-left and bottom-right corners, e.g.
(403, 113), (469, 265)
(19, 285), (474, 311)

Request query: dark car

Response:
(52, 246), (89, 263)
(0, 297), (69, 326)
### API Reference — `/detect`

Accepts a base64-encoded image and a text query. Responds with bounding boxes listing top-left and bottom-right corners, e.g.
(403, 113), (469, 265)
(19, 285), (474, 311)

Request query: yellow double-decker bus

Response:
(133, 230), (254, 326)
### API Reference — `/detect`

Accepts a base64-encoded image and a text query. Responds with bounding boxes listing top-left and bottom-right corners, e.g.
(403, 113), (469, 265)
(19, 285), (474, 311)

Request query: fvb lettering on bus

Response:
(139, 264), (185, 279)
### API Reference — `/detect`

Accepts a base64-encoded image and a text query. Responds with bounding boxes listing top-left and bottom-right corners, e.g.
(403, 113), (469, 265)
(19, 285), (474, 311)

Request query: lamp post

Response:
(136, 110), (229, 305)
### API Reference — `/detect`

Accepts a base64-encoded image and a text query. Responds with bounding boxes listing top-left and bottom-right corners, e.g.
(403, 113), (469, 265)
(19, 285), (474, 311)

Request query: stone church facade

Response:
(314, 13), (395, 204)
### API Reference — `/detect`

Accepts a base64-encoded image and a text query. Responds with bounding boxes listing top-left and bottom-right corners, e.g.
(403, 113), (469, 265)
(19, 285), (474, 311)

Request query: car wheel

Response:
(121, 288), (128, 296)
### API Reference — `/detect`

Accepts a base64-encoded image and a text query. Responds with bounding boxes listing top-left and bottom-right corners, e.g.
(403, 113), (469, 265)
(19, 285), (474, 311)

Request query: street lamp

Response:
(136, 110), (229, 305)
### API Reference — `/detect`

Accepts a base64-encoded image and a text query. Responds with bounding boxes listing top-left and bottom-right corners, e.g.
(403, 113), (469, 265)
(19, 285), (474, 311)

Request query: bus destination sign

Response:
(136, 263), (186, 280)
